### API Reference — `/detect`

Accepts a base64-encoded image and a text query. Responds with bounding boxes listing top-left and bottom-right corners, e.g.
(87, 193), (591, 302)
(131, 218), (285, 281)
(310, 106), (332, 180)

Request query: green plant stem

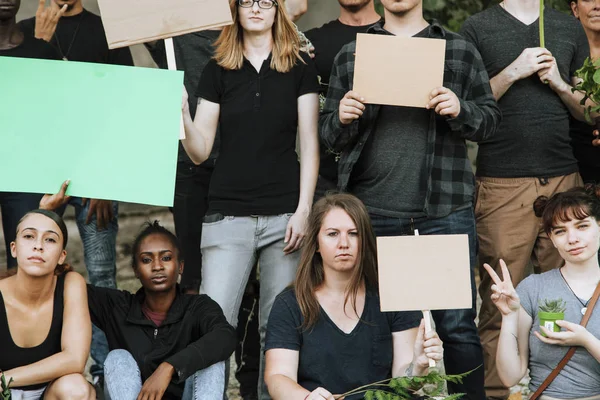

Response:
(539, 0), (545, 48)
(335, 378), (394, 398)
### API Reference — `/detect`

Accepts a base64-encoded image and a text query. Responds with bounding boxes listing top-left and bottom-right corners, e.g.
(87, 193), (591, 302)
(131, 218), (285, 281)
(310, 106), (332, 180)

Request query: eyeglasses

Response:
(238, 0), (278, 9)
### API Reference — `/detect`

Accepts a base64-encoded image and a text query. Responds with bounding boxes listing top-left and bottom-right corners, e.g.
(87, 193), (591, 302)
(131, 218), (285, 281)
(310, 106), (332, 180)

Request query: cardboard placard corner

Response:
(353, 33), (446, 108)
(97, 0), (233, 49)
(377, 234), (471, 312)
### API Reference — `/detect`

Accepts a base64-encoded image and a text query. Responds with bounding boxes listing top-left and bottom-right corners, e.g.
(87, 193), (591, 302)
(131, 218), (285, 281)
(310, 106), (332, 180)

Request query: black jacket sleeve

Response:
(165, 295), (236, 383)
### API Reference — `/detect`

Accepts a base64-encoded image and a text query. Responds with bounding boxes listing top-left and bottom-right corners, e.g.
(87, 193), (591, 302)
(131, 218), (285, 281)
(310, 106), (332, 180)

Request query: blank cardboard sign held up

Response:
(353, 34), (446, 108)
(97, 0), (232, 49)
(377, 235), (472, 312)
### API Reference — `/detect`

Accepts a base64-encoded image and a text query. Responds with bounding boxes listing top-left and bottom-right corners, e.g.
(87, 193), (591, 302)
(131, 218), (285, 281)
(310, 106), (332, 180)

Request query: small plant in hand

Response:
(334, 368), (475, 400)
(572, 57), (600, 123)
(538, 298), (567, 336)
(1, 371), (13, 400)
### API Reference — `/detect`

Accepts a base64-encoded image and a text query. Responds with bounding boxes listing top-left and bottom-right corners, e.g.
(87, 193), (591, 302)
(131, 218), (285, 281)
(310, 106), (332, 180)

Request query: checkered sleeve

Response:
(319, 41), (361, 153)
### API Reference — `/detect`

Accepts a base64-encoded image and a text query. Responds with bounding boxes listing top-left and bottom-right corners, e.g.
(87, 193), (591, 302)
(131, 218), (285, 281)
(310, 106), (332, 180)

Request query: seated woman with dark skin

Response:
(0, 209), (94, 400)
(39, 182), (237, 400)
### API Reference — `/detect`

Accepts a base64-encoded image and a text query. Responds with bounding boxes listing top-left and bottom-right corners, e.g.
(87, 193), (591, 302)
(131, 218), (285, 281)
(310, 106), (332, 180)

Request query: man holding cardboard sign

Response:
(319, 0), (500, 398)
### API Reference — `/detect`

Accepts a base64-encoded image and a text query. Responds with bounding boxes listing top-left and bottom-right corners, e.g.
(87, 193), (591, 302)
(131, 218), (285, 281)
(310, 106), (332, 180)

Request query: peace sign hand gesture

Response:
(484, 259), (521, 317)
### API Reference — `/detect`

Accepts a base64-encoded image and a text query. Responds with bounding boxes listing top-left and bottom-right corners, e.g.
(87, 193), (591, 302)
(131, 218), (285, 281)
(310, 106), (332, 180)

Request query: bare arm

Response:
(5, 272), (92, 387)
(285, 0), (308, 21)
(547, 75), (590, 122)
(490, 48), (554, 101)
(264, 349), (310, 400)
(496, 308), (531, 387)
(181, 93), (220, 165)
(391, 329), (417, 377)
(283, 93), (319, 254)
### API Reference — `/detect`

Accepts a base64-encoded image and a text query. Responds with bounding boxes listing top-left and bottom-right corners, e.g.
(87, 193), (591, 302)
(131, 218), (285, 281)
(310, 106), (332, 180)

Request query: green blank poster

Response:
(0, 56), (183, 207)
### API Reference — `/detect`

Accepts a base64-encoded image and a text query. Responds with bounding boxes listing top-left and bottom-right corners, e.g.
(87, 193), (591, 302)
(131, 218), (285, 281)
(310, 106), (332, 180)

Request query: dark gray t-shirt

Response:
(517, 269), (600, 398)
(350, 106), (429, 217)
(461, 6), (588, 178)
(265, 288), (421, 400)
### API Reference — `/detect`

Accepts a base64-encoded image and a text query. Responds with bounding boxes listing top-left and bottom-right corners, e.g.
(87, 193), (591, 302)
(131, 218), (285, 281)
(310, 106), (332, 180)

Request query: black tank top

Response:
(0, 273), (65, 390)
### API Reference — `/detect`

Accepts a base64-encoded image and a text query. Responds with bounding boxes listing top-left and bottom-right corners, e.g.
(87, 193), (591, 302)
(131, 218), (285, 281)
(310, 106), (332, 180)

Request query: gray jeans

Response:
(200, 214), (300, 400)
(104, 349), (225, 400)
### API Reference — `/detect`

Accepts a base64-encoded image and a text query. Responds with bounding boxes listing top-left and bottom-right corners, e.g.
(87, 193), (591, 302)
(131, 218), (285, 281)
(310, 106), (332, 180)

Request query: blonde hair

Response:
(214, 0), (303, 73)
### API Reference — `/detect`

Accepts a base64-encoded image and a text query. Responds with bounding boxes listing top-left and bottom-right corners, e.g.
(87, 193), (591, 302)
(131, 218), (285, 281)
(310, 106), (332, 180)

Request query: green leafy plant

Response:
(538, 298), (567, 313)
(1, 371), (13, 400)
(334, 368), (476, 400)
(572, 57), (600, 123)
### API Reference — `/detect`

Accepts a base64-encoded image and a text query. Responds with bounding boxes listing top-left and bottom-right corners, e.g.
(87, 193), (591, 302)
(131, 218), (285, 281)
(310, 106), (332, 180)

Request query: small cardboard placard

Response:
(353, 33), (446, 108)
(377, 234), (472, 312)
(97, 0), (232, 49)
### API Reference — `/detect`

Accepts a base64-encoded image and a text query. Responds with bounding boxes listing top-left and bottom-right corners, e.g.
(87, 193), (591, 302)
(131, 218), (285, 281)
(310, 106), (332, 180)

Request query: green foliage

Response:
(337, 368), (476, 399)
(539, 298), (567, 313)
(1, 371), (12, 400)
(374, 0), (572, 32)
(573, 57), (600, 123)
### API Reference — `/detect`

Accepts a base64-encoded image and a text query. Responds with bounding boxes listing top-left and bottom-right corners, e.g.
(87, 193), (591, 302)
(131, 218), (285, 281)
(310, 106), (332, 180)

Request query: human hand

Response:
(82, 198), (114, 230)
(535, 320), (594, 348)
(283, 209), (308, 254)
(484, 259), (521, 316)
(413, 319), (444, 373)
(305, 387), (336, 400)
(427, 87), (461, 118)
(538, 57), (568, 92)
(338, 91), (365, 125)
(34, 0), (67, 42)
(39, 180), (71, 211)
(507, 47), (554, 81)
(592, 130), (600, 146)
(137, 362), (174, 400)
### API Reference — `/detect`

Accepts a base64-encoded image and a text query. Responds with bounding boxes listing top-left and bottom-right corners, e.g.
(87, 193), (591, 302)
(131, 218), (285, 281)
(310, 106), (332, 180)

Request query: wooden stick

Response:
(422, 310), (436, 368)
(165, 38), (186, 140)
(539, 0), (545, 48)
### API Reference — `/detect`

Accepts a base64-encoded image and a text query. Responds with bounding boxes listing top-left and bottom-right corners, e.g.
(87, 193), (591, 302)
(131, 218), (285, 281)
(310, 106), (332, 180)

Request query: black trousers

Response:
(170, 161), (213, 292)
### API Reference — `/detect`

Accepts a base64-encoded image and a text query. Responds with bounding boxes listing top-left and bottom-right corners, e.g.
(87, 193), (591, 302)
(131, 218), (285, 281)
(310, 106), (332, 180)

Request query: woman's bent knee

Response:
(44, 374), (94, 400)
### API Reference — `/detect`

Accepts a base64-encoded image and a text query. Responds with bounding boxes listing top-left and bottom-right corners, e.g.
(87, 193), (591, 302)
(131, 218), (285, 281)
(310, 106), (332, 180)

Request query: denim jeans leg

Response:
(0, 192), (43, 268)
(71, 196), (118, 378)
(182, 361), (226, 400)
(371, 208), (485, 400)
(256, 214), (300, 400)
(104, 350), (142, 400)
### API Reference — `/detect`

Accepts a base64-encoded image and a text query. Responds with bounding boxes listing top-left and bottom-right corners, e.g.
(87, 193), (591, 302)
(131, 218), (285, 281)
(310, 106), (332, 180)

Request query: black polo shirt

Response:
(196, 52), (319, 216)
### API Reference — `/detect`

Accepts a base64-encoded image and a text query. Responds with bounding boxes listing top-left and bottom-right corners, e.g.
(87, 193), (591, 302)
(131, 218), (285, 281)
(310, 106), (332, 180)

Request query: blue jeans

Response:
(200, 214), (300, 400)
(104, 350), (225, 400)
(370, 207), (485, 400)
(56, 197), (118, 378)
(0, 192), (43, 268)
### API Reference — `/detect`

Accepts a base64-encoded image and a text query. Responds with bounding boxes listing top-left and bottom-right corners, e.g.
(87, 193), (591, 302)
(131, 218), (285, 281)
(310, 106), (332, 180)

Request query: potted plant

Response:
(538, 298), (567, 336)
(1, 371), (12, 400)
(334, 368), (474, 400)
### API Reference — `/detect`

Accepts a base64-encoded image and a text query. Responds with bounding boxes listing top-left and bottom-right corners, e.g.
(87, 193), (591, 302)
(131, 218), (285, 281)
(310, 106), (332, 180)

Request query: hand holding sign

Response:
(413, 319), (444, 375)
(35, 0), (67, 42)
(483, 259), (521, 317)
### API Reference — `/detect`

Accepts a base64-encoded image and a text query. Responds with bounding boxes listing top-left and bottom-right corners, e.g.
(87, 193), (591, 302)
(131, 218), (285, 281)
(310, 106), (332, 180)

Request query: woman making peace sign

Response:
(485, 185), (600, 399)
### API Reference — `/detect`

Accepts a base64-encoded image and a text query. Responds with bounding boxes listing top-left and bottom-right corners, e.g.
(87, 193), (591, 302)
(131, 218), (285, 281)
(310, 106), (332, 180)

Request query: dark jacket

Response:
(87, 285), (236, 399)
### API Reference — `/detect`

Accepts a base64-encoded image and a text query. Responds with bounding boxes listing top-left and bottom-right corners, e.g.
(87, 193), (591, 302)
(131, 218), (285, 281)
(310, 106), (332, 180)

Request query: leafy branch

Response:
(334, 368), (477, 400)
(572, 57), (600, 123)
(1, 371), (13, 400)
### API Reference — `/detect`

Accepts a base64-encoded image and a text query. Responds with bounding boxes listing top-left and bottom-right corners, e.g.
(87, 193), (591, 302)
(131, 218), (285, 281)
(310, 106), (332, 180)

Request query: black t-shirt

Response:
(0, 34), (59, 59)
(570, 117), (600, 180)
(265, 288), (421, 399)
(461, 6), (588, 178)
(195, 53), (319, 215)
(305, 19), (381, 184)
(20, 9), (133, 65)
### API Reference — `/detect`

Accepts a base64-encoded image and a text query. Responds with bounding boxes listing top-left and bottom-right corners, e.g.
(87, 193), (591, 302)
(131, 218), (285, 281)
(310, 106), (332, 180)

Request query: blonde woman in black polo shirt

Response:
(181, 0), (320, 398)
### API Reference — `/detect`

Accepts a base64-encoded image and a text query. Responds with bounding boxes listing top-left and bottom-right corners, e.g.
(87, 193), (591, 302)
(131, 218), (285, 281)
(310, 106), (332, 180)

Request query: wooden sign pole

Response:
(165, 38), (186, 140)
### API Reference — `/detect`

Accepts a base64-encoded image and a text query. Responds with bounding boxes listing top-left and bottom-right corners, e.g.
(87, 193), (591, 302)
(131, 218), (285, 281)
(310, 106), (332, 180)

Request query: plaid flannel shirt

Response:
(319, 20), (501, 218)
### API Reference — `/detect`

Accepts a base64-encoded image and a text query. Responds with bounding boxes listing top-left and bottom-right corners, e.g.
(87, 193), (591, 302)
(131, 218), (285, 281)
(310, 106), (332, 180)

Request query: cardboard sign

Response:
(97, 0), (232, 49)
(353, 33), (446, 108)
(0, 56), (183, 207)
(377, 234), (472, 312)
